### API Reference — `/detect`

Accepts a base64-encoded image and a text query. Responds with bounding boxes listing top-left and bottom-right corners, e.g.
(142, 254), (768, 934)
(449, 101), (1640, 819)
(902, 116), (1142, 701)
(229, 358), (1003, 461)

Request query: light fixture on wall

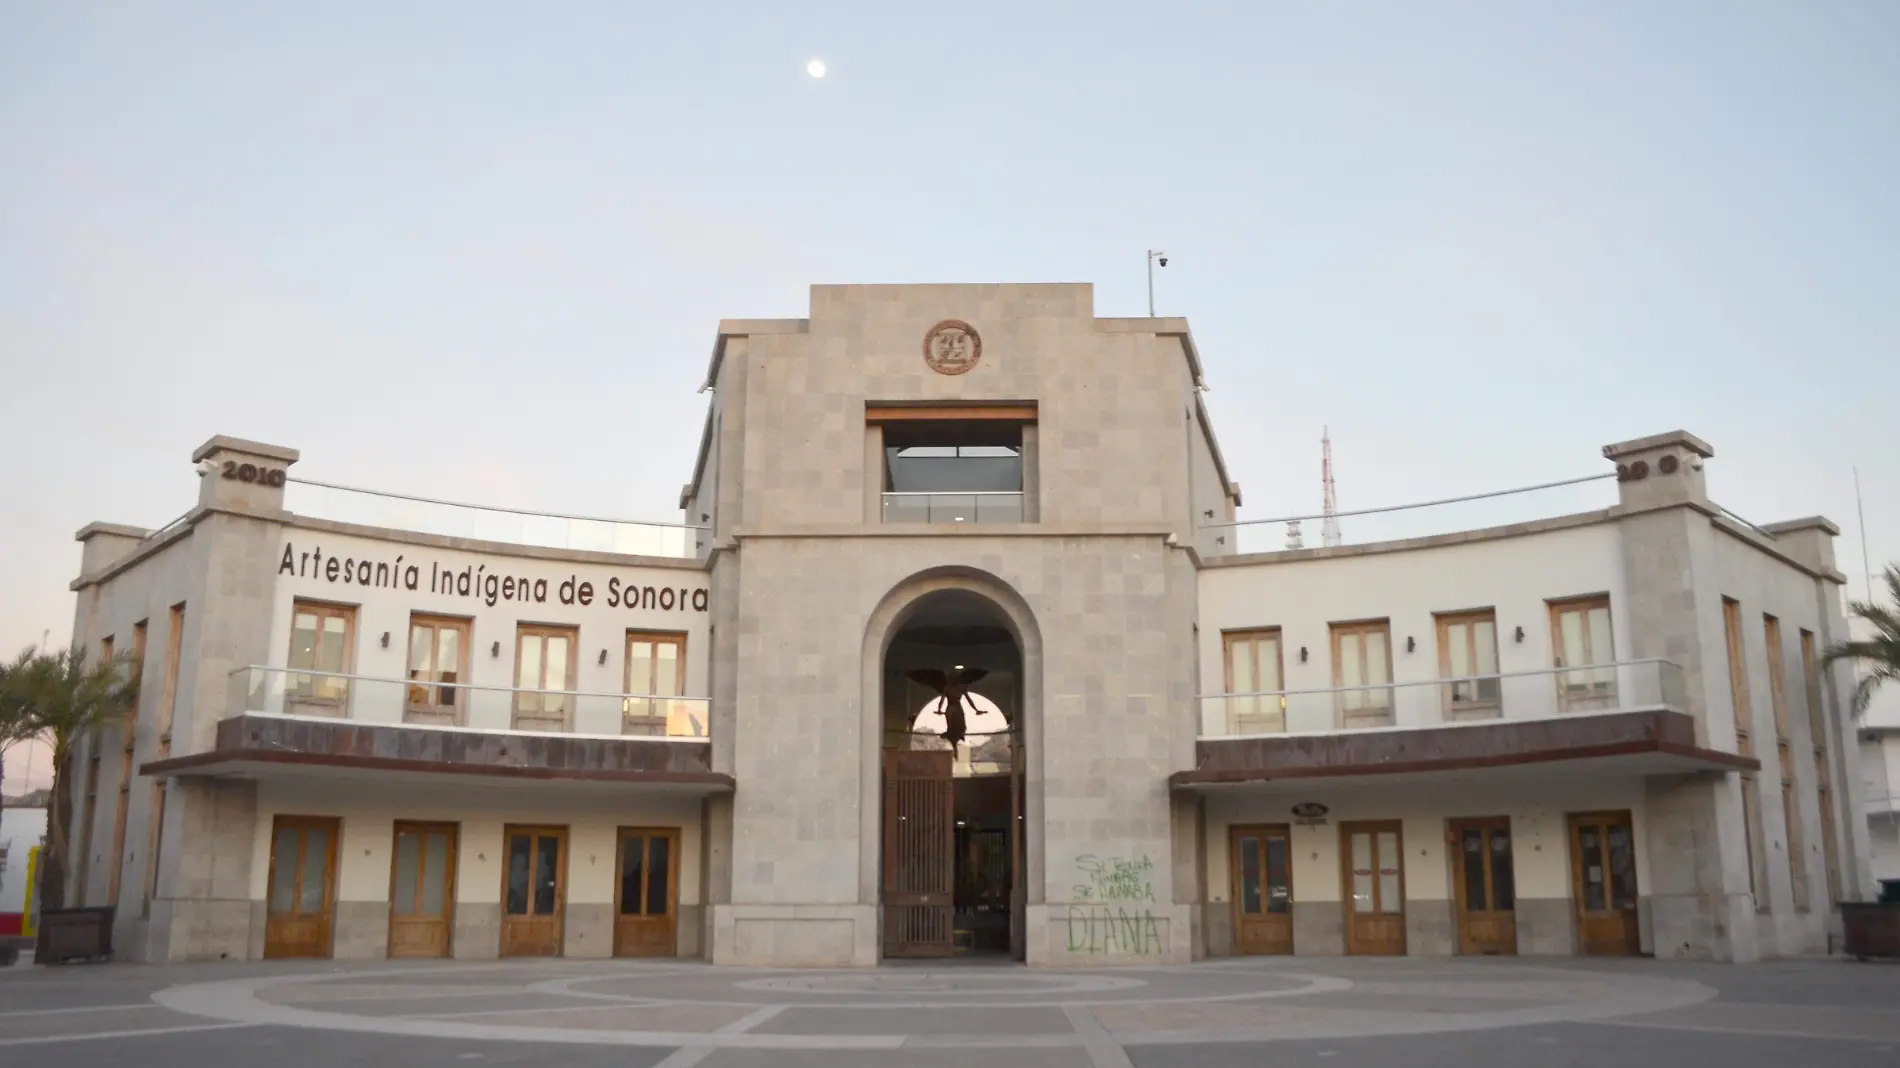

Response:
(598, 649), (608, 665)
(491, 641), (501, 658)
(1299, 646), (1308, 663)
(1405, 636), (1415, 653)
(380, 632), (390, 648)
(1514, 626), (1525, 643)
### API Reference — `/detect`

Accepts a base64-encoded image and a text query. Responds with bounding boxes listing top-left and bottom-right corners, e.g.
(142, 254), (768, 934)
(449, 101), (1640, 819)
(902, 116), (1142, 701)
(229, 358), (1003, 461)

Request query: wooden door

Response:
(1230, 824), (1294, 955)
(512, 626), (577, 731)
(388, 822), (457, 958)
(500, 825), (567, 957)
(405, 616), (470, 726)
(1569, 811), (1641, 956)
(1341, 820), (1406, 955)
(1450, 817), (1517, 955)
(264, 816), (339, 959)
(882, 748), (955, 958)
(614, 827), (679, 957)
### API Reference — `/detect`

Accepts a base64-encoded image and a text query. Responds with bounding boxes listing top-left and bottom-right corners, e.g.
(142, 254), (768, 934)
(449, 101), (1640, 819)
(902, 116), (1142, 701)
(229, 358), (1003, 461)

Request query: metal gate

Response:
(882, 749), (955, 958)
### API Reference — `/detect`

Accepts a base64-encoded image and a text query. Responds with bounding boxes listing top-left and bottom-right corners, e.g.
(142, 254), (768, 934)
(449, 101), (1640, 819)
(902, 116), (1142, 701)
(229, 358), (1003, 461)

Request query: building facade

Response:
(62, 283), (1875, 966)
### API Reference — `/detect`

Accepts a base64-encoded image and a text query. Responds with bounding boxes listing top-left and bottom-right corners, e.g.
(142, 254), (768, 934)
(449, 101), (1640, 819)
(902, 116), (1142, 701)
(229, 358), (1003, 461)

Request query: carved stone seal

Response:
(922, 319), (982, 376)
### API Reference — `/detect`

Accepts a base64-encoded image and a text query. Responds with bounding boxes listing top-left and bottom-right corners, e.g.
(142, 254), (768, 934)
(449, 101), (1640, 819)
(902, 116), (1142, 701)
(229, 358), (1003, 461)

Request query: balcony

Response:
(140, 667), (728, 792)
(881, 491), (1025, 524)
(1177, 659), (1756, 790)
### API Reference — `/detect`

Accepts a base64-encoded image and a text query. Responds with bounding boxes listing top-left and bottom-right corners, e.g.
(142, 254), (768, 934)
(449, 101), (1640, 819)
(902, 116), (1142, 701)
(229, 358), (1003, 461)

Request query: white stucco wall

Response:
(1196, 521), (1628, 732)
(263, 528), (712, 735)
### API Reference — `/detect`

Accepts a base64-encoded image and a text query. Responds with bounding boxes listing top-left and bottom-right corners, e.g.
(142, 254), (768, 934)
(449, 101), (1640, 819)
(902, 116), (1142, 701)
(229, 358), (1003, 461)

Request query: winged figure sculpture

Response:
(904, 667), (990, 746)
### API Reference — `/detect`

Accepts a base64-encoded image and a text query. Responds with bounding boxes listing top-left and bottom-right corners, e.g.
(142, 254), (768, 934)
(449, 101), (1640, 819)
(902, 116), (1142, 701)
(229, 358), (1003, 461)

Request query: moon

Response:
(806, 58), (827, 79)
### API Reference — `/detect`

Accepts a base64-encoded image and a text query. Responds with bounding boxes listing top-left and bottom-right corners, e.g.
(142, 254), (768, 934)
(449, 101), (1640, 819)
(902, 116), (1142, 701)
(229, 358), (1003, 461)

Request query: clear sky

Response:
(2, 2), (1896, 791)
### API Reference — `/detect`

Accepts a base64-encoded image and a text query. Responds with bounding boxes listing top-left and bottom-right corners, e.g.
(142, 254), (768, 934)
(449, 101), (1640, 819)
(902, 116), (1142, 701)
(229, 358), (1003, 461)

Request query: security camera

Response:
(1158, 255), (1168, 267)
(195, 459), (216, 477)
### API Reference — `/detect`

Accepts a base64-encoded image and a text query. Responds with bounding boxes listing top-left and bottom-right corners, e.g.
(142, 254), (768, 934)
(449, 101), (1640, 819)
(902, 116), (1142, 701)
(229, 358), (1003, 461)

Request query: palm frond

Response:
(1824, 563), (1900, 719)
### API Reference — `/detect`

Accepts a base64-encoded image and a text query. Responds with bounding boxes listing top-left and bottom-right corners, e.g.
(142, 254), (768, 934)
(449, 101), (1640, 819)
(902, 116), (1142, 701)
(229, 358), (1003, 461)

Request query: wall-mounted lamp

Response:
(1514, 626), (1525, 644)
(380, 632), (390, 648)
(1405, 636), (1415, 653)
(1299, 646), (1308, 663)
(491, 641), (501, 658)
(598, 649), (609, 665)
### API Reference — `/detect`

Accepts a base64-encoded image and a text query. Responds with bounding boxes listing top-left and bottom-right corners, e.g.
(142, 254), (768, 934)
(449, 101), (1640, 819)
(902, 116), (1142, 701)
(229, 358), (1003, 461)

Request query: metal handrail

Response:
(287, 475), (707, 531)
(1199, 657), (1676, 700)
(1201, 472), (1617, 531)
(881, 490), (1025, 497)
(235, 664), (705, 703)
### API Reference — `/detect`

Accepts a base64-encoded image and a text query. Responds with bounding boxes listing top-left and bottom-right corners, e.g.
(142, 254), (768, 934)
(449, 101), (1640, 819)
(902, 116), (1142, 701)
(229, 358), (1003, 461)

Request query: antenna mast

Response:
(1321, 427), (1342, 547)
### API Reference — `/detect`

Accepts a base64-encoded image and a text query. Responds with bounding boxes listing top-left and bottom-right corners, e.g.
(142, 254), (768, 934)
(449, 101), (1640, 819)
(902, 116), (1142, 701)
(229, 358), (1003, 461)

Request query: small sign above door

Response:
(1290, 802), (1329, 825)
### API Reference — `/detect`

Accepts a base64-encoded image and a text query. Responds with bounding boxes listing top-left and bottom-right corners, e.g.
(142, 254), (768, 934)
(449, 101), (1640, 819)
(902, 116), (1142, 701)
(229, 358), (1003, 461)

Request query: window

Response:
(1801, 629), (1841, 903)
(623, 631), (688, 736)
(1222, 629), (1284, 734)
(1331, 620), (1393, 728)
(287, 600), (355, 714)
(1436, 610), (1500, 720)
(1764, 615), (1805, 909)
(77, 742), (101, 903)
(108, 620), (148, 906)
(1723, 597), (1766, 907)
(875, 411), (1031, 524)
(513, 624), (578, 731)
(146, 603), (183, 917)
(405, 615), (471, 726)
(1550, 596), (1615, 711)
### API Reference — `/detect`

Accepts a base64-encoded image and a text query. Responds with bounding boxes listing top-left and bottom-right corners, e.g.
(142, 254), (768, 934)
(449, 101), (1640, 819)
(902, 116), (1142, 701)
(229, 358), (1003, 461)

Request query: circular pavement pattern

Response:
(149, 958), (1719, 1053)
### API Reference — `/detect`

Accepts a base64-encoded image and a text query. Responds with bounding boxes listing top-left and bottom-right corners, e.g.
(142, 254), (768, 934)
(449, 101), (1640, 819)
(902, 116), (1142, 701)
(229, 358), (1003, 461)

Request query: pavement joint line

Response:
(409, 999), (674, 1020)
(0, 1003), (157, 1018)
(0, 1022), (257, 1047)
(1595, 1017), (1900, 1045)
(1062, 1005), (1136, 1068)
(714, 1005), (788, 1033)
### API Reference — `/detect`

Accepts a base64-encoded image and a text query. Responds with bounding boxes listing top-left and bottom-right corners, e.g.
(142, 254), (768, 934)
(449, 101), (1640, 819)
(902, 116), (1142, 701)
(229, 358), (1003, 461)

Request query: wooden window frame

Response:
(286, 599), (357, 713)
(513, 624), (580, 731)
(1548, 595), (1617, 712)
(1330, 619), (1394, 728)
(1222, 628), (1285, 735)
(623, 631), (688, 736)
(613, 826), (681, 919)
(145, 603), (183, 917)
(1800, 628), (1841, 903)
(404, 614), (473, 725)
(1435, 609), (1501, 721)
(107, 620), (147, 908)
(1722, 598), (1752, 755)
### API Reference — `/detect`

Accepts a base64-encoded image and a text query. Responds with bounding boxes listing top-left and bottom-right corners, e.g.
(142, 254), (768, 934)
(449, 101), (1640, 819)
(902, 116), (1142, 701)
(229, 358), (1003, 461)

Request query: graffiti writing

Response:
(1072, 853), (1155, 903)
(1067, 854), (1161, 954)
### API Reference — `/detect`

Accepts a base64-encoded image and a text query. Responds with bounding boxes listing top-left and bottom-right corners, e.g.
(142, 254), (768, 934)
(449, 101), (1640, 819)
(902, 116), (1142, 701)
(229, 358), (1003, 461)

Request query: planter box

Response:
(1841, 902), (1900, 961)
(36, 907), (114, 965)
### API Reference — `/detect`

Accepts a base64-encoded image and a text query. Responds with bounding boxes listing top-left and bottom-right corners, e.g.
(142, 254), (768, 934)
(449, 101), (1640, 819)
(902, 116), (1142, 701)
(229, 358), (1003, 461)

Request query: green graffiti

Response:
(1067, 854), (1161, 954)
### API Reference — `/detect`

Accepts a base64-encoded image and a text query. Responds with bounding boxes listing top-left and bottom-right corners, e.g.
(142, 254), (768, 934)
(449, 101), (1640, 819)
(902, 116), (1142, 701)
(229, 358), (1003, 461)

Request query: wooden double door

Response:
(501, 825), (567, 957)
(1450, 817), (1517, 956)
(265, 816), (339, 958)
(1341, 820), (1406, 955)
(882, 749), (956, 958)
(388, 822), (457, 958)
(1570, 810), (1641, 956)
(614, 827), (679, 957)
(1230, 824), (1294, 955)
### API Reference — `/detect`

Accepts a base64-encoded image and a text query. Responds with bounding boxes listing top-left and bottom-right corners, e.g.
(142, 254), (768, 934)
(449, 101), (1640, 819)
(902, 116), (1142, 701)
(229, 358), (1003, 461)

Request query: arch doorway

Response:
(880, 589), (1025, 960)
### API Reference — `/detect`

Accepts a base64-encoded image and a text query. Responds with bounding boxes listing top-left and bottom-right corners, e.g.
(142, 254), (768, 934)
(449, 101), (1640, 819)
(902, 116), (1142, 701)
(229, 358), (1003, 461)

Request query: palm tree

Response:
(0, 648), (43, 862)
(19, 645), (138, 916)
(1824, 564), (1900, 718)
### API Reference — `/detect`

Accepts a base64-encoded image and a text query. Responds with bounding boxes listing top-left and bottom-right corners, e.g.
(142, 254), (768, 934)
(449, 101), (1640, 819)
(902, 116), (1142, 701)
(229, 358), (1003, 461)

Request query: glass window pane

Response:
(534, 835), (560, 915)
(1340, 636), (1364, 689)
(646, 836), (670, 917)
(1238, 836), (1262, 915)
(1265, 834), (1291, 915)
(627, 641), (653, 693)
(1490, 829), (1514, 911)
(1561, 611), (1586, 667)
(271, 826), (299, 911)
(1232, 642), (1255, 694)
(421, 833), (449, 917)
(299, 826), (329, 912)
(654, 642), (679, 696)
(438, 629), (460, 681)
(393, 831), (420, 916)
(1350, 832), (1373, 910)
(1462, 830), (1487, 911)
(1579, 828), (1605, 911)
(1376, 831), (1401, 913)
(545, 638), (570, 691)
(505, 834), (531, 915)
(1261, 638), (1282, 692)
(1588, 607), (1614, 664)
(1607, 824), (1637, 910)
(290, 613), (320, 671)
(318, 616), (348, 672)
(1365, 632), (1389, 685)
(408, 626), (433, 678)
(517, 637), (541, 691)
(620, 837), (645, 916)
(1449, 624), (1470, 677)
(1474, 621), (1498, 674)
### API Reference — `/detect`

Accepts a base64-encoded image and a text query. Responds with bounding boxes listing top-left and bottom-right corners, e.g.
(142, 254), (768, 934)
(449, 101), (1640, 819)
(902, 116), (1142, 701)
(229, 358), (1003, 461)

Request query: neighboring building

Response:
(0, 805), (48, 938)
(1851, 614), (1900, 883)
(62, 283), (1874, 966)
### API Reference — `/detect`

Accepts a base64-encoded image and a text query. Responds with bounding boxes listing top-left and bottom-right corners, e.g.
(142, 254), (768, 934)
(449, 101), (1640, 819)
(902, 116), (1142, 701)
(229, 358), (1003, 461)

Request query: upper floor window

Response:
(1436, 610), (1500, 719)
(1550, 596), (1615, 711)
(513, 624), (577, 732)
(406, 615), (471, 726)
(875, 408), (1031, 524)
(1222, 628), (1284, 735)
(624, 631), (688, 736)
(1331, 620), (1393, 729)
(287, 600), (355, 715)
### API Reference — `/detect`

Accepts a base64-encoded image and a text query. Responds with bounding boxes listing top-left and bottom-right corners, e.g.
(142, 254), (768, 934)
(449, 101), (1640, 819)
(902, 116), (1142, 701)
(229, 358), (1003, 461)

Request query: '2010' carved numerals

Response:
(221, 460), (287, 487)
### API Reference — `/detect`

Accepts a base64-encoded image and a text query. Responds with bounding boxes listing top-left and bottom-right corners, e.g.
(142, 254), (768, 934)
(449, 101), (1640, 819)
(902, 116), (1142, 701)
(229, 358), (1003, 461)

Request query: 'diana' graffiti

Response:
(1067, 854), (1163, 954)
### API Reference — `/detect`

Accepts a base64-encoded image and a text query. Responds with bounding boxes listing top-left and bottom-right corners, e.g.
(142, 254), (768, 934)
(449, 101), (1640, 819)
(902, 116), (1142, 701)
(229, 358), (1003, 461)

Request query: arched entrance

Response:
(873, 585), (1030, 960)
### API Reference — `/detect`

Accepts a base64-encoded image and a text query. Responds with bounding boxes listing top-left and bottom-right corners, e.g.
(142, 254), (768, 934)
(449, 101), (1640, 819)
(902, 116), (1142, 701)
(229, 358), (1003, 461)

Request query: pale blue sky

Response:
(2, 2), (1896, 788)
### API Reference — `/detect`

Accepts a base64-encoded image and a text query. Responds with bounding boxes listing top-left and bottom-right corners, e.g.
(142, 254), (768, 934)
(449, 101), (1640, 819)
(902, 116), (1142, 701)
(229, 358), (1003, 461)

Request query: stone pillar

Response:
(1605, 430), (1757, 960)
(156, 435), (298, 960)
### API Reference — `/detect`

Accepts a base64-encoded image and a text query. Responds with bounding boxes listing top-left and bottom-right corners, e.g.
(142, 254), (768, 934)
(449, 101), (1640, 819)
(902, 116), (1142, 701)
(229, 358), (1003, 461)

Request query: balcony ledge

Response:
(1171, 708), (1755, 791)
(141, 714), (732, 793)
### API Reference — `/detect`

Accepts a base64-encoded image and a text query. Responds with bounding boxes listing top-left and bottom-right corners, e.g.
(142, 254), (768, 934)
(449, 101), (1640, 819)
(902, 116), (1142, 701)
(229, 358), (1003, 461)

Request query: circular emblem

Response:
(923, 320), (982, 376)
(1290, 802), (1329, 819)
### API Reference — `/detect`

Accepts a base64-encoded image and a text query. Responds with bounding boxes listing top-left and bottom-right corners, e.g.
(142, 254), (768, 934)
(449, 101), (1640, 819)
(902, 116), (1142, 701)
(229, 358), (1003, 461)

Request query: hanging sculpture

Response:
(904, 667), (990, 745)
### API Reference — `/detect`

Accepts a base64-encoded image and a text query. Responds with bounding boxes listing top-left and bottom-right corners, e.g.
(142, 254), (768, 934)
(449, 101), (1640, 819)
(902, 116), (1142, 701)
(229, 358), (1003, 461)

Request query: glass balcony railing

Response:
(881, 491), (1024, 524)
(283, 480), (705, 558)
(228, 666), (710, 740)
(1196, 658), (1686, 738)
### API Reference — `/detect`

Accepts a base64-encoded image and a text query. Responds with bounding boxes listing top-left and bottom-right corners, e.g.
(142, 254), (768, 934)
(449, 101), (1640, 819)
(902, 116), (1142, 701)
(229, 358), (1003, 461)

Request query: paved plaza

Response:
(2, 955), (1898, 1067)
